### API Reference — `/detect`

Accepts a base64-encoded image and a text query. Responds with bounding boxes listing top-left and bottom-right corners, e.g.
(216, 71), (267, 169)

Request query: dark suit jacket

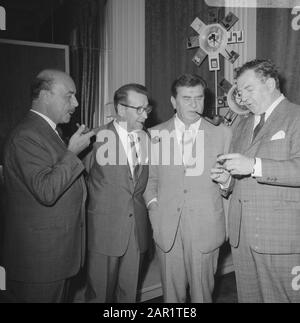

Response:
(86, 121), (151, 256)
(2, 111), (86, 282)
(228, 99), (300, 254)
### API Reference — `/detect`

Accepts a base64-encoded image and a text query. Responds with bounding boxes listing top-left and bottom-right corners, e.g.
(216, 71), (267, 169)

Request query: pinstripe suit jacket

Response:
(228, 99), (300, 254)
(3, 111), (87, 282)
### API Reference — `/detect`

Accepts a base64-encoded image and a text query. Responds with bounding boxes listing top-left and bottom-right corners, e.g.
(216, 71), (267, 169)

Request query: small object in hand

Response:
(76, 123), (96, 135)
(217, 154), (226, 166)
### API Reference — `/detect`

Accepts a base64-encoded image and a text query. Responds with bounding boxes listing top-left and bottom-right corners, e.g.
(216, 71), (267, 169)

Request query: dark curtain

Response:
(49, 0), (107, 137)
(145, 0), (225, 126)
(257, 8), (300, 105)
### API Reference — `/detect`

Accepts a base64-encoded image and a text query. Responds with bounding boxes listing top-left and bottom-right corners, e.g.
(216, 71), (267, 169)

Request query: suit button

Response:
(184, 190), (188, 194)
(129, 213), (133, 217)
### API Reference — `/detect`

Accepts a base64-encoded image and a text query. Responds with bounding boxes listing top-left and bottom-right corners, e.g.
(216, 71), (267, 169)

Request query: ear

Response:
(266, 78), (276, 92)
(117, 104), (125, 117)
(39, 89), (51, 104)
(170, 96), (177, 111)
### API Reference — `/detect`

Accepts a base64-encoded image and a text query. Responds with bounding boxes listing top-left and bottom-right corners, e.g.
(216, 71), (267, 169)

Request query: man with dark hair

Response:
(85, 83), (152, 302)
(2, 69), (94, 302)
(144, 73), (232, 302)
(212, 59), (300, 302)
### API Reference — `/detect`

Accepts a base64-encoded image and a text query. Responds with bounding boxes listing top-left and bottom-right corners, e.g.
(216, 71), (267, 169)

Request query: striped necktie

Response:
(128, 134), (140, 182)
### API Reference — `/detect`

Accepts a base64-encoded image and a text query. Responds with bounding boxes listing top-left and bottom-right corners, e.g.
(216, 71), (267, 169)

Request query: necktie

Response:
(128, 134), (140, 182)
(252, 113), (265, 143)
(55, 125), (66, 144)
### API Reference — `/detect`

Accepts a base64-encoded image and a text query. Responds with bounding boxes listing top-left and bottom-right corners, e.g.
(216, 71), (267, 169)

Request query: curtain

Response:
(145, 0), (225, 126)
(257, 7), (300, 105)
(50, 0), (107, 138)
(69, 0), (107, 128)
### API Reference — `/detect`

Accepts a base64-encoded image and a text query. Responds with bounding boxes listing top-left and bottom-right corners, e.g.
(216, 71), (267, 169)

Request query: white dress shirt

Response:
(113, 120), (141, 175)
(252, 94), (285, 177)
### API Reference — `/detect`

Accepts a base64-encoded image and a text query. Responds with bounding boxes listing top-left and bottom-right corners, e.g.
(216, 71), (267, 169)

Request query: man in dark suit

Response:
(2, 69), (94, 302)
(86, 83), (152, 302)
(144, 74), (232, 302)
(212, 59), (300, 302)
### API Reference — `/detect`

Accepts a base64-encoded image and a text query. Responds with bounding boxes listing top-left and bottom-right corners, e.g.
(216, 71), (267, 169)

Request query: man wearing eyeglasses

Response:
(144, 74), (232, 302)
(85, 83), (152, 302)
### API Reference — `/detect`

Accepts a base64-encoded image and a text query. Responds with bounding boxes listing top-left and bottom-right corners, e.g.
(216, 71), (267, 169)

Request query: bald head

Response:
(31, 69), (78, 124)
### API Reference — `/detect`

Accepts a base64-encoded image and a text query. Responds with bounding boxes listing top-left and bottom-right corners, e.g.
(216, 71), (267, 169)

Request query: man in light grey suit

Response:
(212, 59), (300, 302)
(144, 74), (232, 302)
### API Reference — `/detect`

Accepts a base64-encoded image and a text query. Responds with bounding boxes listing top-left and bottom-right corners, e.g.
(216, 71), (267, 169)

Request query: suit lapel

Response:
(28, 111), (66, 149)
(246, 99), (287, 152)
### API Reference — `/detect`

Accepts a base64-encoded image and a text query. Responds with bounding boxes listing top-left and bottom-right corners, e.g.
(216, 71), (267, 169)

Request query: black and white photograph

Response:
(0, 0), (300, 308)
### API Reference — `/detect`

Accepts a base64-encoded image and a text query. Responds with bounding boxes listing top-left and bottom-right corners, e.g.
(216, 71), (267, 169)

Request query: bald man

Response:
(2, 69), (94, 302)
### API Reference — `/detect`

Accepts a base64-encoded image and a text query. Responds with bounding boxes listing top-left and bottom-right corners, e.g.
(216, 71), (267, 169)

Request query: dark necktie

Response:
(55, 125), (66, 144)
(128, 134), (140, 182)
(252, 113), (265, 143)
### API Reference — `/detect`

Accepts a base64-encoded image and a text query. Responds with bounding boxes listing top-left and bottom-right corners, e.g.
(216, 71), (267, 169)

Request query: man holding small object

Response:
(2, 69), (94, 302)
(211, 59), (300, 303)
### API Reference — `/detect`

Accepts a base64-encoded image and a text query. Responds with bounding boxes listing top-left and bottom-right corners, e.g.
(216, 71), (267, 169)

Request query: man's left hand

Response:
(217, 153), (255, 176)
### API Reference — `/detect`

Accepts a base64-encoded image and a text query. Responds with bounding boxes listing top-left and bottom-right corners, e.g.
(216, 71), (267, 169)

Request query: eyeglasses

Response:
(120, 103), (152, 115)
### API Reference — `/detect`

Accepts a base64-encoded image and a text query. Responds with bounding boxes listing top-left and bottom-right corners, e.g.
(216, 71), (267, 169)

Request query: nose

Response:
(72, 95), (79, 108)
(190, 99), (197, 108)
(239, 90), (249, 103)
(142, 110), (148, 119)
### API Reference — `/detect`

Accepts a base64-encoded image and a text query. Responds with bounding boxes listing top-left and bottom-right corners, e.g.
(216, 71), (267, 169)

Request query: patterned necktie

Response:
(128, 134), (140, 182)
(252, 113), (265, 143)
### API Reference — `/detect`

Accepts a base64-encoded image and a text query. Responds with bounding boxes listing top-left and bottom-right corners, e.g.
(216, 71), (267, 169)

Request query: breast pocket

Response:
(259, 138), (289, 159)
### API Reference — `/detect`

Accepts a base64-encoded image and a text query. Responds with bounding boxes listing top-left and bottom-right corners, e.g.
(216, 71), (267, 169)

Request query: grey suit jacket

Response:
(144, 116), (232, 253)
(228, 98), (300, 254)
(3, 111), (86, 283)
(86, 121), (151, 257)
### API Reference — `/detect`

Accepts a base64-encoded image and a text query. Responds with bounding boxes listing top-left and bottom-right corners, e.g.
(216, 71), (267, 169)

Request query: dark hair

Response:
(31, 76), (55, 101)
(113, 83), (149, 113)
(171, 74), (207, 97)
(234, 59), (280, 89)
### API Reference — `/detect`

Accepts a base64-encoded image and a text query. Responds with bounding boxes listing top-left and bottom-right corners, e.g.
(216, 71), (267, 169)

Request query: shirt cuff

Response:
(252, 157), (262, 177)
(147, 198), (158, 208)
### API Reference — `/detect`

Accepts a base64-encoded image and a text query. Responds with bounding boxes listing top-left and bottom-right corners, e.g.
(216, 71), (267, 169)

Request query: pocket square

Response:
(271, 130), (285, 141)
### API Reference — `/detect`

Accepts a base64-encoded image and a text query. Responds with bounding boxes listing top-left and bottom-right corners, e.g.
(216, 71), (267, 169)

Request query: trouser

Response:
(232, 219), (300, 303)
(156, 210), (219, 303)
(86, 222), (141, 303)
(6, 278), (70, 303)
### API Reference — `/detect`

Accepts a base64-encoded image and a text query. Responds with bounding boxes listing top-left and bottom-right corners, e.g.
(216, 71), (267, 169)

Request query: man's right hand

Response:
(68, 125), (94, 155)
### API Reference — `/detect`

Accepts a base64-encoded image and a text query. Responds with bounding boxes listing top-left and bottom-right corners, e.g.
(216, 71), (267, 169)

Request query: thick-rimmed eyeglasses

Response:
(120, 103), (152, 115)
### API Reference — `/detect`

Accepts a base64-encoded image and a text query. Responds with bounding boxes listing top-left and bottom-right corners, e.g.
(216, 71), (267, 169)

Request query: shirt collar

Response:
(113, 120), (138, 142)
(30, 109), (57, 131)
(174, 114), (201, 133)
